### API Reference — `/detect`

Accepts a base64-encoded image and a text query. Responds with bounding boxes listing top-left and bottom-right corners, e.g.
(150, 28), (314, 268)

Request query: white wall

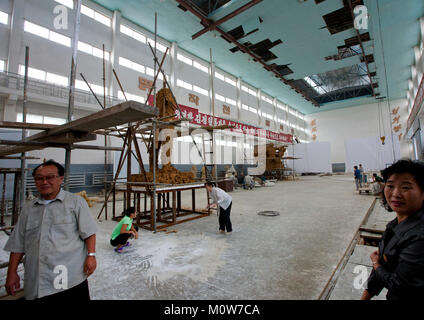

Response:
(305, 99), (413, 171)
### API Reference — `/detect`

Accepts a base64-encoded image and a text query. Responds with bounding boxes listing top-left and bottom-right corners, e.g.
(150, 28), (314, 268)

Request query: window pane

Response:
(75, 79), (89, 91)
(54, 0), (73, 9)
(94, 12), (111, 27)
(46, 72), (68, 86)
(0, 11), (8, 25)
(81, 5), (94, 18)
(183, 82), (192, 91)
(131, 94), (145, 103)
(146, 67), (154, 77)
(225, 98), (236, 106)
(215, 72), (225, 81)
(120, 24), (133, 37)
(24, 21), (49, 39)
(132, 62), (145, 73)
(193, 61), (208, 73)
(133, 31), (146, 43)
(215, 94), (225, 102)
(78, 41), (93, 54)
(49, 30), (71, 47)
(26, 66), (46, 81)
(26, 114), (43, 123)
(92, 47), (104, 59)
(0, 60), (4, 72)
(44, 116), (66, 125)
(225, 78), (236, 86)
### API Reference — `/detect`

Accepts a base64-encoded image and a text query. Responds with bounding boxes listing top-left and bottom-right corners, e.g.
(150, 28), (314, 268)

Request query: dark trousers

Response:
(219, 202), (232, 232)
(110, 226), (139, 247)
(38, 279), (90, 301)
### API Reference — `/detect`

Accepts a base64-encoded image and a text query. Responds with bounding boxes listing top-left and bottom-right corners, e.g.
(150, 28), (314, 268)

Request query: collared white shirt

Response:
(4, 189), (97, 299)
(210, 187), (232, 210)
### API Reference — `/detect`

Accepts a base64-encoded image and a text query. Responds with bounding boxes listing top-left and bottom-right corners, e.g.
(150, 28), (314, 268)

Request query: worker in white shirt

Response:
(205, 182), (233, 235)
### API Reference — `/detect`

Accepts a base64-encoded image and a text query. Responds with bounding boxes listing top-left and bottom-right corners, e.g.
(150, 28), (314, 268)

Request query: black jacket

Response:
(367, 210), (424, 300)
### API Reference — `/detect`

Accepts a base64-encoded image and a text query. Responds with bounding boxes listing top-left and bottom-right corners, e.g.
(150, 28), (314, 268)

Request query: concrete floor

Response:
(85, 175), (374, 300)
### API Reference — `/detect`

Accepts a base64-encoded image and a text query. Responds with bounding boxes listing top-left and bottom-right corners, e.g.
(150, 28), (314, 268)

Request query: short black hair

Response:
(205, 181), (215, 187)
(354, 166), (358, 169)
(123, 207), (136, 217)
(380, 159), (424, 212)
(32, 160), (65, 177)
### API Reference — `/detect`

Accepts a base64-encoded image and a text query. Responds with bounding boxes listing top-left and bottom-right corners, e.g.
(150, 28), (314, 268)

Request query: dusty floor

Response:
(85, 175), (374, 300)
(0, 175), (374, 299)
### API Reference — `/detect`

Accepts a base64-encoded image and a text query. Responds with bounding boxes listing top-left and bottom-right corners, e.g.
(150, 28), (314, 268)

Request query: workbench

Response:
(111, 182), (210, 231)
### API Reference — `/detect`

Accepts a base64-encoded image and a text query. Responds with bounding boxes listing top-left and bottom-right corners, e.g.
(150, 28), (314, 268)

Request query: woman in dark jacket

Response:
(361, 159), (424, 300)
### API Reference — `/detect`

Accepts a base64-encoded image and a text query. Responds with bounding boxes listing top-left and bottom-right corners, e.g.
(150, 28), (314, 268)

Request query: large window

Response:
(24, 20), (71, 47)
(54, 0), (73, 9)
(215, 72), (236, 87)
(215, 93), (236, 106)
(17, 112), (66, 125)
(118, 91), (145, 103)
(120, 24), (146, 43)
(0, 60), (5, 72)
(80, 5), (111, 27)
(241, 85), (257, 97)
(19, 64), (69, 87)
(119, 57), (145, 73)
(0, 10), (8, 25)
(78, 41), (110, 60)
(242, 104), (258, 114)
(54, 1), (111, 27)
(75, 79), (107, 95)
(261, 95), (273, 104)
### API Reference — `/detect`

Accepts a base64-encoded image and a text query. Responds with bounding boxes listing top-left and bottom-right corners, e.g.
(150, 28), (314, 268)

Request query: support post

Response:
(64, 0), (82, 190)
(19, 46), (29, 214)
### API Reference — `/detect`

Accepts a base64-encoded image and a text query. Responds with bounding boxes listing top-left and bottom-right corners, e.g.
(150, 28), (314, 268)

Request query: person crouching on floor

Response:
(110, 207), (139, 253)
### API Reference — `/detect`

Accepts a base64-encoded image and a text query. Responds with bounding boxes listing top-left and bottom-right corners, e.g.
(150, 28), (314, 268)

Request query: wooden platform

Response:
(323, 198), (395, 300)
(328, 245), (388, 300)
(0, 101), (159, 157)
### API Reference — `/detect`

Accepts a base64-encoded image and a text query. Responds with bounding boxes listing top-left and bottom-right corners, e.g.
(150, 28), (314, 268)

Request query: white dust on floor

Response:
(89, 225), (230, 299)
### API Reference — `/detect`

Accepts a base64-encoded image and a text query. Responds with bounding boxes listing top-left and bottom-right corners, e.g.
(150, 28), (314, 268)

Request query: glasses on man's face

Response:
(34, 175), (59, 183)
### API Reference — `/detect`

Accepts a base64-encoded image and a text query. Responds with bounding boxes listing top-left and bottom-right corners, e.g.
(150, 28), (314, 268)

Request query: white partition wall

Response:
(344, 136), (401, 173)
(286, 141), (332, 173)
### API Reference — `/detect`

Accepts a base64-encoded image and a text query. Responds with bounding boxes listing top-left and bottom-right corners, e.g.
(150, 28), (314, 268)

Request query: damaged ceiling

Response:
(92, 0), (423, 114)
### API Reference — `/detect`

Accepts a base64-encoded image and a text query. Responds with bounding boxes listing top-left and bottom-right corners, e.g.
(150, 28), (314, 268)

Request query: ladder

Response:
(201, 133), (216, 181)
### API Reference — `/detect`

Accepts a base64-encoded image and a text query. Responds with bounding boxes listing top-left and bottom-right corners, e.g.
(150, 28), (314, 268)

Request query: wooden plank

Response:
(359, 224), (386, 234)
(0, 121), (56, 130)
(0, 101), (158, 156)
(22, 101), (159, 141)
(0, 132), (96, 156)
(360, 231), (382, 241)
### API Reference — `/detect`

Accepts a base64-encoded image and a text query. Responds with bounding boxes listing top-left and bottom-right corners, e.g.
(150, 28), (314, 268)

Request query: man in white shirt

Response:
(205, 182), (233, 234)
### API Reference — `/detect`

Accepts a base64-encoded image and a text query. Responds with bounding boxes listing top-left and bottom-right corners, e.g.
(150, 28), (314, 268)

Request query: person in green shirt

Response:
(110, 207), (139, 253)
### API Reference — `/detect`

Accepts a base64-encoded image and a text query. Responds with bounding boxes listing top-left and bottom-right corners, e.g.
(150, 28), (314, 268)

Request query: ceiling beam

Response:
(192, 0), (263, 40)
(347, 0), (376, 98)
(176, 0), (320, 107)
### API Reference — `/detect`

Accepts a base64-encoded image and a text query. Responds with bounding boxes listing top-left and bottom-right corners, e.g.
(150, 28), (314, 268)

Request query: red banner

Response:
(175, 104), (293, 143)
(147, 96), (292, 143)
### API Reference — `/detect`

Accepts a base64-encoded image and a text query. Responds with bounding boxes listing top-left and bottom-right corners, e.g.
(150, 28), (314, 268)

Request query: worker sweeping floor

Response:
(82, 175), (374, 300)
